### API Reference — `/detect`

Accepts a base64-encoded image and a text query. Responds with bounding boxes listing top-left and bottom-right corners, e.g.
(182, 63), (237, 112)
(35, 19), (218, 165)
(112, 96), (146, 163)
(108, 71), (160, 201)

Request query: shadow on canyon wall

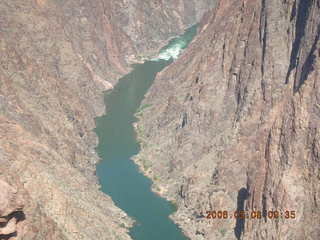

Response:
(234, 188), (249, 240)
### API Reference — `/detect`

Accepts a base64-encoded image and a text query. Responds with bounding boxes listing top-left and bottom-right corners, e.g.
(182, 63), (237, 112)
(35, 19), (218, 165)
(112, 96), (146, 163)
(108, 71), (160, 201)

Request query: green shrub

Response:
(219, 228), (226, 237)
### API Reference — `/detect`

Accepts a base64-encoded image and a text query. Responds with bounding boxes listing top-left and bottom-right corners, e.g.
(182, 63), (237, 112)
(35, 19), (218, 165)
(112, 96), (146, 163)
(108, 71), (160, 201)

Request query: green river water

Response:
(95, 25), (197, 240)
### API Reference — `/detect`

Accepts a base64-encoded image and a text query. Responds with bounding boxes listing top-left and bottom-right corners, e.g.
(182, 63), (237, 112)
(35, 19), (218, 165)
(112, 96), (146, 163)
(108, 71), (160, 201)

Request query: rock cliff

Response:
(0, 0), (213, 239)
(0, 180), (24, 238)
(136, 0), (320, 239)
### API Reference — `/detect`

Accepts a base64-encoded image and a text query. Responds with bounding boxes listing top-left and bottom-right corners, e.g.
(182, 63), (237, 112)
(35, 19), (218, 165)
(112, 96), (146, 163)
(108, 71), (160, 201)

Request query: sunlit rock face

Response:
(0, 0), (214, 239)
(135, 0), (320, 239)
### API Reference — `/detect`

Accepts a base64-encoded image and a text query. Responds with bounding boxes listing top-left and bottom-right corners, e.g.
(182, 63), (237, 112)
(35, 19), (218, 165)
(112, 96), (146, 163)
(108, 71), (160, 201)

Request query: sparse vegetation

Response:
(219, 228), (227, 237)
(119, 223), (126, 228)
(141, 158), (151, 170)
(153, 175), (159, 181)
(170, 200), (178, 210)
(135, 124), (148, 148)
(136, 103), (152, 114)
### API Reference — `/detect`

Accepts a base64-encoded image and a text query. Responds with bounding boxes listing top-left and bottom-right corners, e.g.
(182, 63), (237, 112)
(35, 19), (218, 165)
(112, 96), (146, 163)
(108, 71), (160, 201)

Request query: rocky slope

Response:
(135, 0), (320, 239)
(0, 0), (213, 239)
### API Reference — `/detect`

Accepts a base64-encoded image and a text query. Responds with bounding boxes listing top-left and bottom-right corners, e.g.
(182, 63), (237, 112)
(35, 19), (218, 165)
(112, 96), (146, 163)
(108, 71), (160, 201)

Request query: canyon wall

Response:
(136, 0), (320, 239)
(0, 0), (213, 239)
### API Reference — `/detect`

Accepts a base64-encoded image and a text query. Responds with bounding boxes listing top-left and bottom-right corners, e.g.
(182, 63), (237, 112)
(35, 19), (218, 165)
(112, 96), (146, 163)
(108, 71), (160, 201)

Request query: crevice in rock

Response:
(262, 131), (272, 222)
(7, 211), (26, 224)
(260, 0), (267, 77)
(295, 24), (320, 92)
(285, 0), (312, 84)
(0, 232), (17, 240)
(0, 211), (25, 239)
(262, 193), (267, 222)
(210, 169), (219, 185)
(290, 0), (297, 21)
(222, 41), (226, 73)
(181, 112), (188, 128)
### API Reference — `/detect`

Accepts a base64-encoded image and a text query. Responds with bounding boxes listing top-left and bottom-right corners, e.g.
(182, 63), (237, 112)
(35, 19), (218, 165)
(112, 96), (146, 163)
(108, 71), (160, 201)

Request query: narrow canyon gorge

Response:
(0, 0), (319, 240)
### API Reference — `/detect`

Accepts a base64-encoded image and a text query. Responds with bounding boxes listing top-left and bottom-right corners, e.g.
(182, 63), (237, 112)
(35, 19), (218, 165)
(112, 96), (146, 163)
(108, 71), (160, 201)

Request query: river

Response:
(95, 25), (197, 240)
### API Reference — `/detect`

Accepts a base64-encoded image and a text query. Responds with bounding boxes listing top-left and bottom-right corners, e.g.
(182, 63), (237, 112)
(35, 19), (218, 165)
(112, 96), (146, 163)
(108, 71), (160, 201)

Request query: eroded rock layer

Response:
(0, 0), (213, 239)
(136, 0), (320, 239)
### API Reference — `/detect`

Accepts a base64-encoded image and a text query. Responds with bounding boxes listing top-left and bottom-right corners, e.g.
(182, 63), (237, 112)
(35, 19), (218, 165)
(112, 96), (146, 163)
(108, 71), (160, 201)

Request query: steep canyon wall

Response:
(136, 0), (320, 239)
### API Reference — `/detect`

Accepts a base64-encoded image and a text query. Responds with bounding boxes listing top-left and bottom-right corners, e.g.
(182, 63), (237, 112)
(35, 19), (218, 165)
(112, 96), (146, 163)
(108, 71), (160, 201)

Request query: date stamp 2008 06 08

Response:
(204, 210), (296, 220)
